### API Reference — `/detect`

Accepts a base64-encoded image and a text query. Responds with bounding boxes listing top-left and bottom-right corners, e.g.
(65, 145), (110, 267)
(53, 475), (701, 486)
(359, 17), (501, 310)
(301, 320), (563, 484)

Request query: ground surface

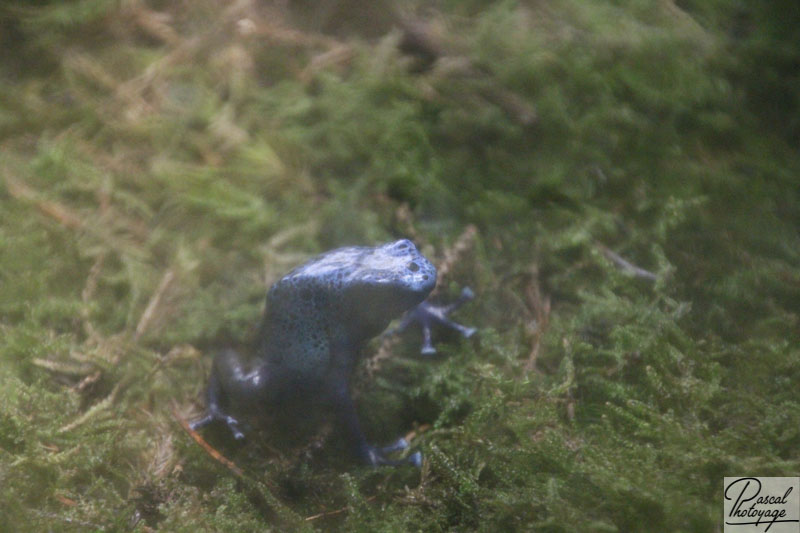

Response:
(1, 1), (799, 531)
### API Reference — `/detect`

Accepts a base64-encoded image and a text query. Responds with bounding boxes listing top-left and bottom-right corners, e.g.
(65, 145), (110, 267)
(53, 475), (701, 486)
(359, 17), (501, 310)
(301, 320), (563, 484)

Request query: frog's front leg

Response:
(327, 378), (421, 467)
(389, 287), (477, 355)
(190, 348), (271, 440)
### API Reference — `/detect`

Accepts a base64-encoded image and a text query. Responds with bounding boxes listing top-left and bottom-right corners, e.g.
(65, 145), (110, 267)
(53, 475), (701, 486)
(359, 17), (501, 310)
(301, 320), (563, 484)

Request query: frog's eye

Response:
(392, 239), (413, 252)
(407, 261), (420, 272)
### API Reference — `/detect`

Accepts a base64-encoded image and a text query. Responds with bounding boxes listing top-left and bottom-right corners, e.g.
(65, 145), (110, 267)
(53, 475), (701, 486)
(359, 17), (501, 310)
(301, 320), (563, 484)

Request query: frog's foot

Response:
(390, 287), (477, 355)
(190, 408), (246, 440)
(380, 437), (411, 454)
(361, 439), (422, 467)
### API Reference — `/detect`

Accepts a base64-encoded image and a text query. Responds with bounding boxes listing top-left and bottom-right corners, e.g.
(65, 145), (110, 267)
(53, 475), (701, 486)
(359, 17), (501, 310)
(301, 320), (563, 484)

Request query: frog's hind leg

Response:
(379, 437), (422, 467)
(190, 371), (246, 439)
(191, 348), (267, 440)
(328, 380), (420, 467)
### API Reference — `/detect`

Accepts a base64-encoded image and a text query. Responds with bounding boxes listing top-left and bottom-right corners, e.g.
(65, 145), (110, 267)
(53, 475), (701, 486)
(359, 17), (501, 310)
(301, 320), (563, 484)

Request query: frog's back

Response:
(261, 273), (336, 378)
(260, 240), (436, 378)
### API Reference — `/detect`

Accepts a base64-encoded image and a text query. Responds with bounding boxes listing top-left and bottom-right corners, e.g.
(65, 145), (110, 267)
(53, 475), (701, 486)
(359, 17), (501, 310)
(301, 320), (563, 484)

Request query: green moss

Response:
(1, 0), (798, 531)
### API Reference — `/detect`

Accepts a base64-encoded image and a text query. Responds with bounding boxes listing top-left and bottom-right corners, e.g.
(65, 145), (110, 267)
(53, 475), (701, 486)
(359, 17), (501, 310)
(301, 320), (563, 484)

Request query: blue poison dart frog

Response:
(191, 239), (476, 466)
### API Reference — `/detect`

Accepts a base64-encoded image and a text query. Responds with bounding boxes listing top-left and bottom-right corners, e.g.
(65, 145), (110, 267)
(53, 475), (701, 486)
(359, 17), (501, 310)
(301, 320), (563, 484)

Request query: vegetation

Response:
(1, 0), (798, 531)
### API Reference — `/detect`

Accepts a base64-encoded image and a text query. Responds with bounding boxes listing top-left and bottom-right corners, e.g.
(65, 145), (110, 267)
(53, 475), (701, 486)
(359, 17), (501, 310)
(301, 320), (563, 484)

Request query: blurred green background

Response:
(1, 0), (798, 531)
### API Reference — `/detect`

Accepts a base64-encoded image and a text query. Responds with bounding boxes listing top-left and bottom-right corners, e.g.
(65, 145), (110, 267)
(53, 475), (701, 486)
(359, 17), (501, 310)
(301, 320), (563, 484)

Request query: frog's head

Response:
(273, 240), (436, 341)
(335, 239), (437, 338)
(346, 238), (435, 297)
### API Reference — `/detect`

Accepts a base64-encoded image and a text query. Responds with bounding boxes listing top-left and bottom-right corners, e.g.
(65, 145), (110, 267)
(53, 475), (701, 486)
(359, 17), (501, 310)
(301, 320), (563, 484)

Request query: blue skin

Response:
(192, 240), (474, 466)
(386, 287), (476, 355)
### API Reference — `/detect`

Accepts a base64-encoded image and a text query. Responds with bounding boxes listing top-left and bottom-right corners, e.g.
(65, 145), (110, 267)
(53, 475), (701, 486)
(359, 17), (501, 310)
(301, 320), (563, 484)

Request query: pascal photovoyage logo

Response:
(724, 477), (800, 533)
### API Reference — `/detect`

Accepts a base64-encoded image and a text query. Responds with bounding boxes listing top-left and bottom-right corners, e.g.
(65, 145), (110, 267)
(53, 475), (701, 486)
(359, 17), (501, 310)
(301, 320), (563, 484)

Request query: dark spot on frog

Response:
(191, 239), (475, 467)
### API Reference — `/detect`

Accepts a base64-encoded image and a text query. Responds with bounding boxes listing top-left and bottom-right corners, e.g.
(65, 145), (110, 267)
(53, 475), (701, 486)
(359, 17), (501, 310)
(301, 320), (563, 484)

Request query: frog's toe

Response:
(189, 411), (246, 440)
(407, 451), (423, 468)
(438, 317), (477, 339)
(459, 287), (475, 301)
(380, 437), (410, 454)
(223, 415), (246, 440)
(420, 341), (437, 356)
(460, 325), (477, 338)
(189, 413), (216, 431)
(360, 443), (420, 467)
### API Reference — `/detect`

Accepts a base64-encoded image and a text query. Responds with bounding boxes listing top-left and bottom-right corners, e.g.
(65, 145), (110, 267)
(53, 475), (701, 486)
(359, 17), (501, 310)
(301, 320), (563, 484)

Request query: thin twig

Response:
(58, 381), (123, 433)
(32, 357), (94, 376)
(5, 168), (148, 260)
(254, 21), (342, 49)
(32, 510), (104, 531)
(394, 203), (423, 243)
(81, 253), (106, 343)
(175, 407), (308, 528)
(73, 371), (102, 393)
(304, 496), (378, 522)
(523, 265), (550, 374)
(126, 1), (181, 46)
(398, 16), (536, 125)
(134, 269), (175, 341)
(3, 173), (84, 229)
(299, 45), (354, 84)
(404, 424), (431, 443)
(596, 243), (658, 281)
(365, 335), (401, 379)
(434, 224), (477, 291)
(173, 408), (244, 477)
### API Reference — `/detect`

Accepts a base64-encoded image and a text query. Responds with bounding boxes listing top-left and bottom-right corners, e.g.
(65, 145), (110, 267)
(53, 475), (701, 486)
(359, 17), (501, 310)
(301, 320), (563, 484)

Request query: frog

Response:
(191, 239), (475, 466)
